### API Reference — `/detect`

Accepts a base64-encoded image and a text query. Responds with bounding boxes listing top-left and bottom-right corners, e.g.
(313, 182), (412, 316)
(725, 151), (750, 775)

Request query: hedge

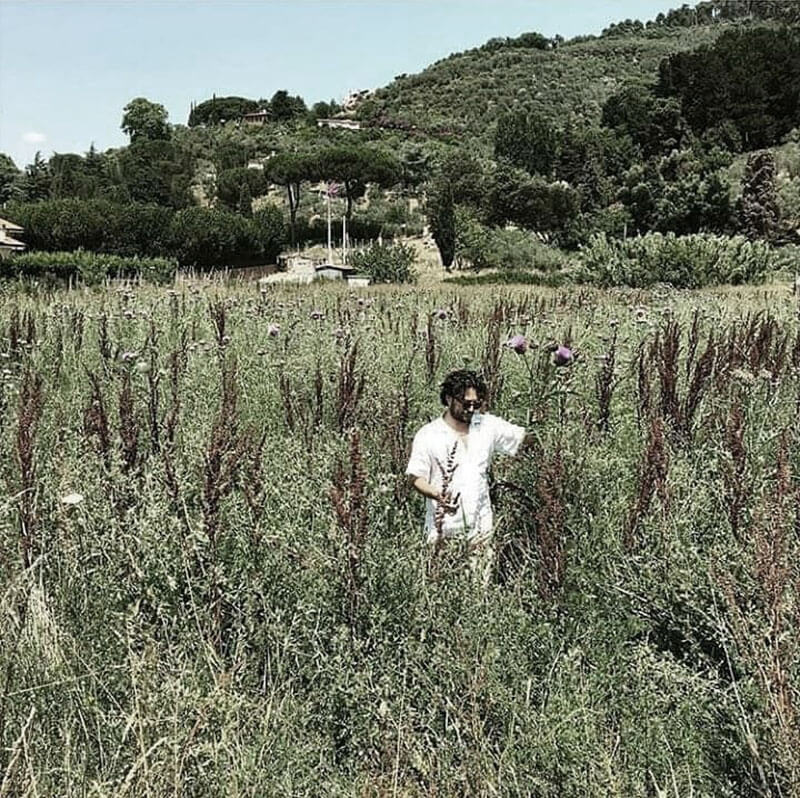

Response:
(578, 232), (773, 288)
(1, 251), (177, 285)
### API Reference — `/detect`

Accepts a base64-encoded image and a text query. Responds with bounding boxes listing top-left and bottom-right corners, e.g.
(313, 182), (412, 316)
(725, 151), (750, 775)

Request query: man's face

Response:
(447, 387), (480, 423)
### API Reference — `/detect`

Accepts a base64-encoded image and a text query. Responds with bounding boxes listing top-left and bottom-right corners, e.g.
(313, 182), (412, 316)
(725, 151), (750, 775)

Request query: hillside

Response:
(363, 23), (749, 147)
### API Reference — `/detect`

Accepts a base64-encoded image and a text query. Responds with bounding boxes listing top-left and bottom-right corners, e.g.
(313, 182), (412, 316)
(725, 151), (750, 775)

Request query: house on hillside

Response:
(0, 217), (25, 259)
(243, 109), (270, 125)
(316, 118), (362, 131)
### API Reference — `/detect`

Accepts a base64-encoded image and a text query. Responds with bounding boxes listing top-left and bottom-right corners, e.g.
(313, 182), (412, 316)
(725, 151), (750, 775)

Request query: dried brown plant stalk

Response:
(337, 340), (365, 433)
(330, 430), (369, 631)
(679, 333), (716, 442)
(202, 356), (242, 547)
(424, 314), (439, 385)
(722, 396), (749, 541)
(655, 320), (681, 430)
(15, 368), (44, 569)
(595, 327), (617, 434)
(83, 370), (112, 469)
(432, 441), (459, 561)
(481, 304), (505, 406)
(718, 429), (800, 783)
(625, 415), (670, 551)
(146, 321), (161, 454)
(118, 370), (139, 474)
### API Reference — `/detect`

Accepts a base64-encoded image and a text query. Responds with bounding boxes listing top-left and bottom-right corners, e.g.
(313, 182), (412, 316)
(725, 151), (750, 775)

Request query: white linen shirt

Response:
(405, 412), (526, 543)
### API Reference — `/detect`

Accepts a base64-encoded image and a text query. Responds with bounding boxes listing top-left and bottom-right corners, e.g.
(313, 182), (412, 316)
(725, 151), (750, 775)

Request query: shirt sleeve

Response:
(491, 415), (526, 456)
(405, 429), (432, 479)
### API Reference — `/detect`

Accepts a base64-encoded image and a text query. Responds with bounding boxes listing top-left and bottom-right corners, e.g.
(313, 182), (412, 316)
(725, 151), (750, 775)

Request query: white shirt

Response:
(405, 412), (526, 543)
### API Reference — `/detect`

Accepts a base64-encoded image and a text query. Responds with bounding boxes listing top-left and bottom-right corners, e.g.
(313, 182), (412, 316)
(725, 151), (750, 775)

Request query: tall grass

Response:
(0, 279), (798, 795)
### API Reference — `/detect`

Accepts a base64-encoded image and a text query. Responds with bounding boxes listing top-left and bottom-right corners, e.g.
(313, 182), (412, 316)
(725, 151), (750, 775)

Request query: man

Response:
(406, 369), (531, 572)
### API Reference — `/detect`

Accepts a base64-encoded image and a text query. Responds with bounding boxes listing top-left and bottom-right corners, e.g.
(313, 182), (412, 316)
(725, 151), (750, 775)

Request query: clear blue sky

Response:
(1, 0), (672, 169)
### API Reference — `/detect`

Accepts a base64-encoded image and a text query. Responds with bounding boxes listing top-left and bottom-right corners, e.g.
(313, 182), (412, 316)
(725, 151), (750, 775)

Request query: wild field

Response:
(0, 278), (799, 796)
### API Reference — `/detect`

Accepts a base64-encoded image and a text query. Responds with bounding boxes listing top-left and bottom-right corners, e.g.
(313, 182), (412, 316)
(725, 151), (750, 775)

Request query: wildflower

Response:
(310, 309), (324, 320)
(553, 345), (573, 367)
(433, 308), (448, 321)
(267, 323), (280, 337)
(333, 327), (345, 340)
(61, 492), (84, 505)
(120, 351), (138, 362)
(609, 318), (619, 328)
(634, 307), (648, 324)
(506, 334), (529, 355)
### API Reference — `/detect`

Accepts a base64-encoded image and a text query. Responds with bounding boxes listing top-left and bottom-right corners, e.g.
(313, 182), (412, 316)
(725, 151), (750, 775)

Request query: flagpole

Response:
(327, 188), (332, 264)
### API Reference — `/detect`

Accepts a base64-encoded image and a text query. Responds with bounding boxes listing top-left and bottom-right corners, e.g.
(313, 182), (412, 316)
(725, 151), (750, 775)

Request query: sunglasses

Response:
(454, 398), (482, 409)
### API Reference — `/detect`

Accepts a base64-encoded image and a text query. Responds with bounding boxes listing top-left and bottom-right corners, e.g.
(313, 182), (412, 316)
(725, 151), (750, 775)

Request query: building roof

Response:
(0, 217), (24, 233)
(315, 263), (355, 273)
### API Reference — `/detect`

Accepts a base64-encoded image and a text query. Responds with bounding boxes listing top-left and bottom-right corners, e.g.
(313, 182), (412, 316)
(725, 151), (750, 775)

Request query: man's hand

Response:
(436, 490), (461, 515)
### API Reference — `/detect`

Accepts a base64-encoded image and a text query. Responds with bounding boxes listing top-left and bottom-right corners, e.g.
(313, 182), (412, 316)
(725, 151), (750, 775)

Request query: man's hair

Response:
(440, 369), (488, 406)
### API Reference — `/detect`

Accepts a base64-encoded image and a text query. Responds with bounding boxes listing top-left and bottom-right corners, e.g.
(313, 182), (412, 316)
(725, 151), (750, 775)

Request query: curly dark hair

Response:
(439, 369), (488, 406)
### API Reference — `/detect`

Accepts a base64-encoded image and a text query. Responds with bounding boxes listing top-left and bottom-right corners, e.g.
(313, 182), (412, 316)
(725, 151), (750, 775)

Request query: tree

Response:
(658, 27), (800, 149)
(601, 85), (686, 159)
(425, 175), (456, 271)
(738, 150), (779, 240)
(188, 95), (259, 126)
(117, 139), (193, 207)
(269, 90), (307, 122)
(0, 153), (21, 204)
(486, 162), (580, 234)
(266, 151), (317, 247)
(19, 152), (52, 202)
(237, 181), (253, 217)
(215, 167), (268, 212)
(121, 97), (171, 142)
(494, 110), (558, 177)
(315, 145), (400, 218)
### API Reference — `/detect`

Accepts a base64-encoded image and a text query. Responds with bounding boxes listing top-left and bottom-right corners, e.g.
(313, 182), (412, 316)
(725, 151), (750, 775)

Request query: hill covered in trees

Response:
(2, 0), (800, 280)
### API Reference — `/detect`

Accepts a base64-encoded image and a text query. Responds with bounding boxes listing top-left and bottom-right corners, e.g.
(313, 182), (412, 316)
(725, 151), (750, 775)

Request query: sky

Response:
(1, 0), (672, 169)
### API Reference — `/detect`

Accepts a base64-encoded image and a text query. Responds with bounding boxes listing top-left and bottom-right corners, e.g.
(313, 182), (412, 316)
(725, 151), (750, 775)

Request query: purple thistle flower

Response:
(506, 334), (529, 355)
(553, 345), (573, 367)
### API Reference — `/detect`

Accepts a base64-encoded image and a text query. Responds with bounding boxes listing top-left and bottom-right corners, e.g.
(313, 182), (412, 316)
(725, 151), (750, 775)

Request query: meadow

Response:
(0, 277), (798, 796)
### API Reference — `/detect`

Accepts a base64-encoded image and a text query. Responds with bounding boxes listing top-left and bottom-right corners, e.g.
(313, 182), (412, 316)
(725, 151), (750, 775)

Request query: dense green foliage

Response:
(4, 4), (800, 279)
(658, 26), (800, 149)
(188, 96), (260, 127)
(121, 97), (171, 143)
(1, 250), (177, 285)
(579, 231), (773, 287)
(3, 200), (285, 269)
(0, 281), (798, 793)
(347, 241), (417, 283)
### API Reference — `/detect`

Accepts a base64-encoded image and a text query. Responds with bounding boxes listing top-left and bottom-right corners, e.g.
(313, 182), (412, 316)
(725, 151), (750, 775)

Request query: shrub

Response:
(4, 200), (174, 257)
(455, 210), (572, 273)
(5, 199), (111, 252)
(348, 241), (416, 284)
(168, 206), (286, 269)
(578, 232), (773, 288)
(2, 251), (177, 285)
